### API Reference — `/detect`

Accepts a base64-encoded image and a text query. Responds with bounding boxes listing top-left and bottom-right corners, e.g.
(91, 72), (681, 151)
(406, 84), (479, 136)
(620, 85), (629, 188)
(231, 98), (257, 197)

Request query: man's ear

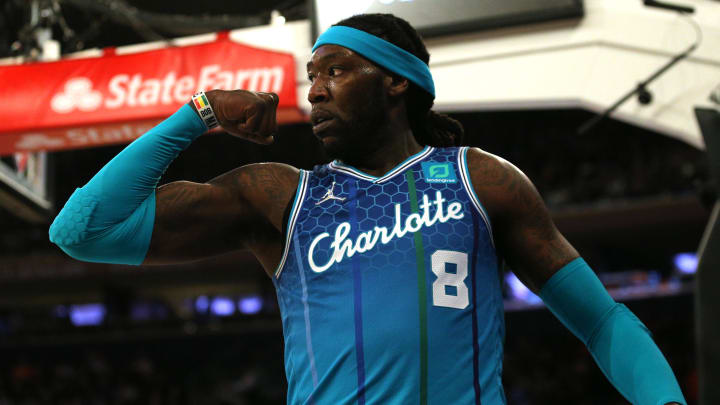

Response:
(387, 75), (409, 98)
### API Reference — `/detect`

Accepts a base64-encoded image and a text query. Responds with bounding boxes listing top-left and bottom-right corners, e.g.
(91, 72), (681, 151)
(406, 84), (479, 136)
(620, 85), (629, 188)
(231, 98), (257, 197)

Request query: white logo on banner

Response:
(15, 133), (66, 150)
(49, 65), (285, 114)
(51, 78), (103, 114)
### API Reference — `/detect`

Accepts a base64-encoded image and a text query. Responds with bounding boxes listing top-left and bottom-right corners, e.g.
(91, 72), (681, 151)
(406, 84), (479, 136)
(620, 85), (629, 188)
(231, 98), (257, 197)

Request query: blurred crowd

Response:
(0, 296), (696, 405)
(0, 335), (286, 405)
(464, 110), (710, 208)
(0, 110), (707, 404)
(503, 297), (697, 405)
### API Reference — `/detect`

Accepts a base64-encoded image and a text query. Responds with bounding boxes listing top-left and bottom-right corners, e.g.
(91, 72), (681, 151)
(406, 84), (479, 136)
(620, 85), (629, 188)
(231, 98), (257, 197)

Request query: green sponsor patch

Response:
(421, 162), (457, 183)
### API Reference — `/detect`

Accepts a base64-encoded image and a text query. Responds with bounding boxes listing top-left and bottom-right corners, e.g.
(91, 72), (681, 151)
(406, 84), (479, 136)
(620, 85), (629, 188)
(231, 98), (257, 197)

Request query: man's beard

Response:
(321, 90), (388, 164)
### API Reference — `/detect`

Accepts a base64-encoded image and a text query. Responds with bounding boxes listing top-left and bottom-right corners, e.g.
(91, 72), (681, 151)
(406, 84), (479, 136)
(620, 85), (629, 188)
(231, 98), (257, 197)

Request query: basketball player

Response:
(50, 14), (686, 405)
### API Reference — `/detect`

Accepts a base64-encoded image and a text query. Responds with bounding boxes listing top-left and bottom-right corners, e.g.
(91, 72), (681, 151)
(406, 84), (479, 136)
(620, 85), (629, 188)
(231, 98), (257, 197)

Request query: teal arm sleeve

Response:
(49, 104), (207, 265)
(539, 258), (686, 405)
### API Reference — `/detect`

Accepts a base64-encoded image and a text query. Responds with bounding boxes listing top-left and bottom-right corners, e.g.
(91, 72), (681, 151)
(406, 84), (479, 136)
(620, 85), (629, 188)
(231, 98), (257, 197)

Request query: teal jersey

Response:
(272, 146), (506, 404)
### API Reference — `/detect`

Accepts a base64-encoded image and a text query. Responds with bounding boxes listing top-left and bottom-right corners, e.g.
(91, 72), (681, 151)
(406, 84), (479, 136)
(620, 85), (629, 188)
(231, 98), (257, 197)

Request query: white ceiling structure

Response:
(425, 0), (720, 149)
(232, 0), (720, 149)
(4, 0), (718, 148)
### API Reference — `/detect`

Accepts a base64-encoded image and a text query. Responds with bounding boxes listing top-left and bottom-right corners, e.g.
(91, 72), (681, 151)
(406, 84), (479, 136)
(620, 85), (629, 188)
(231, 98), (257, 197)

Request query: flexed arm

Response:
(145, 162), (298, 266)
(465, 147), (686, 405)
(49, 90), (294, 267)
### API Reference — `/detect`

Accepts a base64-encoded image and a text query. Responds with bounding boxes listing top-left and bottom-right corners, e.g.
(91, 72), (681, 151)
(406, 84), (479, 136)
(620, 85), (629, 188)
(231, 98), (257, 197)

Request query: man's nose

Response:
(307, 79), (328, 104)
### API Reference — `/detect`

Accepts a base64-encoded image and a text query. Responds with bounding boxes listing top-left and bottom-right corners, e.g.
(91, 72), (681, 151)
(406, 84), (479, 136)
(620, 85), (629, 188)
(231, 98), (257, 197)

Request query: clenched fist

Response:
(202, 89), (279, 144)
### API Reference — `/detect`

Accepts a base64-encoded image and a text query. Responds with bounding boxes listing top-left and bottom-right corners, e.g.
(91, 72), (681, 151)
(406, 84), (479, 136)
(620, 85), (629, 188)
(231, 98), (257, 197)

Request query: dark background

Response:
(0, 1), (713, 404)
(1, 107), (709, 404)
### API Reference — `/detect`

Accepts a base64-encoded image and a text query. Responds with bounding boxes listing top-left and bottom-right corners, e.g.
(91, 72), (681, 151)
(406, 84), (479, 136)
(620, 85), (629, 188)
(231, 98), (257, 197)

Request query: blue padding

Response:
(51, 190), (155, 265)
(540, 258), (686, 405)
(313, 25), (435, 98)
(539, 258), (615, 343)
(49, 104), (206, 265)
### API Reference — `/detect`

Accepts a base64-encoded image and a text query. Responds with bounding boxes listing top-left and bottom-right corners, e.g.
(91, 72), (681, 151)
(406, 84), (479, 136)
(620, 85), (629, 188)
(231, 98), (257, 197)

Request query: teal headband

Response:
(312, 25), (436, 98)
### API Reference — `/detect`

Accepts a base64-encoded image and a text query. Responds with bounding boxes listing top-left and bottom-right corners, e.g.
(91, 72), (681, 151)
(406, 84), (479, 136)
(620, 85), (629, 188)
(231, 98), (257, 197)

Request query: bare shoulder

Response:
(208, 162), (301, 232)
(464, 147), (535, 220)
(465, 147), (578, 291)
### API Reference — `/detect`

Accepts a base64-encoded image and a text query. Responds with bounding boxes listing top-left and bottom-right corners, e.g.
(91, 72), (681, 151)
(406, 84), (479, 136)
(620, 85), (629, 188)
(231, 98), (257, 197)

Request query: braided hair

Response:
(335, 14), (464, 147)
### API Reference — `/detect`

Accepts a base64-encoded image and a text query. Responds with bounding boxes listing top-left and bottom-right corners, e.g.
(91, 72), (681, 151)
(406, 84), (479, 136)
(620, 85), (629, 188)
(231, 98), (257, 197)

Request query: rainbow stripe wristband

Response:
(192, 91), (219, 129)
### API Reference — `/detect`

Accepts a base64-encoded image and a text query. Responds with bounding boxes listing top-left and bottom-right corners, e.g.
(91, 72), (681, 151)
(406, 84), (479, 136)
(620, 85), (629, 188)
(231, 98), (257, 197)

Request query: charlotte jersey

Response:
(272, 146), (506, 405)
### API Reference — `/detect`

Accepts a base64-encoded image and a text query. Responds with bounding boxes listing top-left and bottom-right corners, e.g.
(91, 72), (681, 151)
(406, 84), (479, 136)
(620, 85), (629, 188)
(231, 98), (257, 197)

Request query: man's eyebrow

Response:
(306, 51), (349, 70)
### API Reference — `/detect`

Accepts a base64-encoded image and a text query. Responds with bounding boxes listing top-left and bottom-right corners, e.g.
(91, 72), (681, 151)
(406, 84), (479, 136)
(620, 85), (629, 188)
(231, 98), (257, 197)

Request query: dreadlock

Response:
(334, 13), (464, 147)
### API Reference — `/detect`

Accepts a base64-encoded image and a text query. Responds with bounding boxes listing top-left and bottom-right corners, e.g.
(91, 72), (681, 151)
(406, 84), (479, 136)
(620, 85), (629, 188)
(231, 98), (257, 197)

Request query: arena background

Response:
(1, 0), (719, 404)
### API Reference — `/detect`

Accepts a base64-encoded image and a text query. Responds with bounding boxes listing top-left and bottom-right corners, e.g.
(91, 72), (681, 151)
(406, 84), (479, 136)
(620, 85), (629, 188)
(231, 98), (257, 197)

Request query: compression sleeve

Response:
(49, 104), (207, 265)
(539, 258), (686, 405)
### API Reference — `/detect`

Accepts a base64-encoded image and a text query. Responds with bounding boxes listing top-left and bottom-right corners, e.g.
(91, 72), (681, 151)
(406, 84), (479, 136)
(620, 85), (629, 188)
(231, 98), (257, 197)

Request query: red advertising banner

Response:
(0, 33), (303, 155)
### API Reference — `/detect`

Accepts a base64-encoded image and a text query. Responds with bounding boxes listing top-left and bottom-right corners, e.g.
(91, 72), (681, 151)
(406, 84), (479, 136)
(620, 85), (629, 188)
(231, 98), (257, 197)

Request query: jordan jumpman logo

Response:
(316, 181), (346, 205)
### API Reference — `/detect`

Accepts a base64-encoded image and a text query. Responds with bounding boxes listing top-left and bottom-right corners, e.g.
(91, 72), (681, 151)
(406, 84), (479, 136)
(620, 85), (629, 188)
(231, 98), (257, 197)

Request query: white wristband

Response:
(191, 91), (219, 129)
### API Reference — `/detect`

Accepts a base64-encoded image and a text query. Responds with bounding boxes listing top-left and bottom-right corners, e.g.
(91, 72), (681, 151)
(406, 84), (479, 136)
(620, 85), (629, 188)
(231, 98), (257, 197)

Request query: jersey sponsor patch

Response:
(421, 161), (457, 184)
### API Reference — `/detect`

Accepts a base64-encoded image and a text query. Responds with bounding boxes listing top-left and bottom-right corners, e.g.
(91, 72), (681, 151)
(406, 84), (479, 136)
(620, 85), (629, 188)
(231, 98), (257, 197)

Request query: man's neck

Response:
(340, 126), (424, 178)
(338, 106), (424, 177)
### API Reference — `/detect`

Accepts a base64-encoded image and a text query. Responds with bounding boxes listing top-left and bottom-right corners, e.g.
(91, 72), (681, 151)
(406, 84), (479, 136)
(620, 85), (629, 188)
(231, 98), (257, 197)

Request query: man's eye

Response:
(307, 74), (315, 82)
(329, 67), (342, 76)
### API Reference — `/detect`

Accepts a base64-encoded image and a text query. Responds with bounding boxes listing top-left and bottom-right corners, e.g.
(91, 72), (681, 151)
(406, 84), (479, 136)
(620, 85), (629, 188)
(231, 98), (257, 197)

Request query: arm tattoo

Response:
(233, 164), (298, 229)
(242, 165), (288, 212)
(156, 182), (210, 232)
(146, 163), (298, 265)
(469, 149), (577, 290)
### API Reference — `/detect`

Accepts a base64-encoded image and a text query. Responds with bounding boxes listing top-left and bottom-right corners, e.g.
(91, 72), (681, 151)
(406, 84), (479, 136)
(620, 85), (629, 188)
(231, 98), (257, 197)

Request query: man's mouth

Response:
(311, 111), (335, 134)
(312, 117), (334, 133)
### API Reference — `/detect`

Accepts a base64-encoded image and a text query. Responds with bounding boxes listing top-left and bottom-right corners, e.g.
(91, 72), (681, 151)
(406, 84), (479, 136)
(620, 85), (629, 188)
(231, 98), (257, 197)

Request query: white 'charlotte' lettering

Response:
(308, 191), (464, 273)
(308, 232), (331, 272)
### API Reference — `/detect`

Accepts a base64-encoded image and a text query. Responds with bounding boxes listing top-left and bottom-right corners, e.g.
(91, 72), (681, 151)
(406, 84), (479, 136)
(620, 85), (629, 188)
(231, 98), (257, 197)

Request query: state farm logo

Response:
(51, 78), (103, 113)
(49, 65), (284, 114)
(15, 133), (66, 150)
